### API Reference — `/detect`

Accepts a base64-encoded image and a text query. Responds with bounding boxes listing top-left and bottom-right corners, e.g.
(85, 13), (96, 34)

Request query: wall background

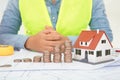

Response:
(104, 0), (120, 48)
(0, 0), (120, 48)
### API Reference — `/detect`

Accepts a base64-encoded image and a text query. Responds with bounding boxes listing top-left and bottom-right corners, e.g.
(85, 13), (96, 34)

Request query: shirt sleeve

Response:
(89, 0), (113, 42)
(0, 0), (29, 50)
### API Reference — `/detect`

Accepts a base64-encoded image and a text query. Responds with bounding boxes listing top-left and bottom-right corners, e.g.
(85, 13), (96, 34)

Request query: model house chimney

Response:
(97, 29), (99, 34)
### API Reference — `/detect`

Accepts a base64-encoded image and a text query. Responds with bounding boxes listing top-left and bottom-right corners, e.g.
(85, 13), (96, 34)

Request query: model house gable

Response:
(95, 32), (113, 50)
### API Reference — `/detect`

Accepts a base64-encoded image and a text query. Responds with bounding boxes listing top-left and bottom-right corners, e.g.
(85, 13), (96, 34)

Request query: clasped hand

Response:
(25, 26), (69, 53)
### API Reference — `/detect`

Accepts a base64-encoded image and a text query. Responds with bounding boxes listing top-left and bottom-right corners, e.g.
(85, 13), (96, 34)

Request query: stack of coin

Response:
(14, 59), (22, 63)
(64, 40), (72, 63)
(23, 58), (32, 62)
(33, 56), (41, 62)
(0, 64), (12, 67)
(43, 51), (51, 63)
(53, 46), (62, 63)
(65, 40), (72, 50)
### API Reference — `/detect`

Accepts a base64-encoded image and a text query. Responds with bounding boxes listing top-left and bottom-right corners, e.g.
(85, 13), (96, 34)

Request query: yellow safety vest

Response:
(19, 0), (92, 36)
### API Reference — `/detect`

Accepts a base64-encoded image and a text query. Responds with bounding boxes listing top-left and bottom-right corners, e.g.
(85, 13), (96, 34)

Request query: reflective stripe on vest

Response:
(19, 0), (92, 36)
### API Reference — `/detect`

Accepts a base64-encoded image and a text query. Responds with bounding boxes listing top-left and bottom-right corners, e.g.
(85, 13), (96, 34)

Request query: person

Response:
(0, 0), (113, 53)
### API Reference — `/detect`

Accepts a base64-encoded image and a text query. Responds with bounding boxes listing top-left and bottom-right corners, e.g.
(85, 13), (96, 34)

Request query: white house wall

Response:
(95, 34), (112, 50)
(88, 50), (113, 63)
(81, 49), (86, 59)
(88, 51), (96, 63)
(74, 48), (85, 60)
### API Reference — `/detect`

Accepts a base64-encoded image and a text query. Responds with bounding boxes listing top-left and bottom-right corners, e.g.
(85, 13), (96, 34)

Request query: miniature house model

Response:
(74, 30), (113, 64)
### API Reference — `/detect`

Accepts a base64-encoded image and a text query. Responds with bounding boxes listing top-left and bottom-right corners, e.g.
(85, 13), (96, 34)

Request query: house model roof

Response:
(74, 30), (113, 50)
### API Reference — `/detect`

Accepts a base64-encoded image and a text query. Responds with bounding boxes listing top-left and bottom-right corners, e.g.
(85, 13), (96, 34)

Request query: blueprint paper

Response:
(0, 49), (120, 80)
(0, 49), (115, 71)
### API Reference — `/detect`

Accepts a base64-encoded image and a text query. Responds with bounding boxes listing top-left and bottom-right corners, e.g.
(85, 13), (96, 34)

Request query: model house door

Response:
(85, 51), (88, 61)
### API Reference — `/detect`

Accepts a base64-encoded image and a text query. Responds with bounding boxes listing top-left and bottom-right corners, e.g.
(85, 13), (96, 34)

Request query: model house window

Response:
(76, 49), (81, 55)
(96, 51), (102, 57)
(81, 42), (83, 45)
(85, 42), (87, 45)
(101, 40), (106, 44)
(105, 50), (110, 56)
(89, 51), (94, 55)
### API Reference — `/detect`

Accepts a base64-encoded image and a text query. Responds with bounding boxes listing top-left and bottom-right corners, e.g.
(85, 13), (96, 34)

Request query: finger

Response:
(43, 28), (56, 34)
(47, 40), (64, 47)
(45, 26), (55, 31)
(44, 46), (54, 53)
(43, 29), (51, 34)
(44, 34), (61, 41)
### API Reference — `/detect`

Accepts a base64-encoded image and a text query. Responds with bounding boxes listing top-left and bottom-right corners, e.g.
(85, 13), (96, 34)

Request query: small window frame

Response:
(96, 51), (102, 57)
(76, 49), (81, 55)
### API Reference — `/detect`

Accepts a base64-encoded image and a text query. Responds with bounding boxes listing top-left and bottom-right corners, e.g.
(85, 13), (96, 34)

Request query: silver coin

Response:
(14, 59), (22, 63)
(23, 58), (32, 62)
(0, 64), (12, 67)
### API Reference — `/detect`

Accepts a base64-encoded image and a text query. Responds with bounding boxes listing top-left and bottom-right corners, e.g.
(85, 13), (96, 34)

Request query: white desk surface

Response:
(0, 49), (120, 80)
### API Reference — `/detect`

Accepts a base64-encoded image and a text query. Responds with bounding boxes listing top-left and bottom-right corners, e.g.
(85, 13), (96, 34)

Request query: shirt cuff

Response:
(14, 35), (29, 50)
